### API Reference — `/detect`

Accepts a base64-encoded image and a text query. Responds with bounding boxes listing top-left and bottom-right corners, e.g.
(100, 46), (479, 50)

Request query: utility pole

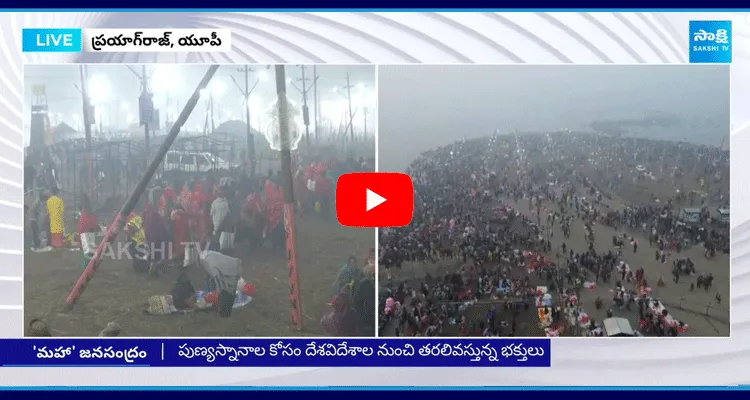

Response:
(345, 73), (355, 142)
(79, 65), (94, 200)
(142, 65), (151, 161)
(313, 65), (319, 145)
(210, 93), (215, 133)
(202, 108), (209, 135)
(165, 91), (171, 129)
(363, 107), (368, 141)
(290, 65), (318, 150)
(230, 66), (260, 174)
(244, 66), (252, 173)
(128, 65), (154, 163)
(243, 66), (253, 174)
(300, 66), (311, 149)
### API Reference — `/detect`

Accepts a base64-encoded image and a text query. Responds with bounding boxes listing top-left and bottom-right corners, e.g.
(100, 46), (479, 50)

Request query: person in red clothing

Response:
(315, 172), (333, 220)
(244, 191), (265, 226)
(193, 179), (203, 198)
(321, 291), (358, 337)
(235, 191), (262, 249)
(178, 182), (201, 241)
(179, 182), (192, 210)
(77, 194), (99, 262)
(191, 180), (209, 246)
(76, 195), (98, 239)
(159, 183), (177, 218)
(170, 205), (189, 264)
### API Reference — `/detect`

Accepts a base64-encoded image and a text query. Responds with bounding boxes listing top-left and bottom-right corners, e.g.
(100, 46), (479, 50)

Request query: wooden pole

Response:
(79, 65), (94, 200)
(274, 65), (303, 331)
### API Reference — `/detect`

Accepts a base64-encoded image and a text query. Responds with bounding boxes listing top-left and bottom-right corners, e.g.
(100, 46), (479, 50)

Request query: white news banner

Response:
(82, 29), (231, 52)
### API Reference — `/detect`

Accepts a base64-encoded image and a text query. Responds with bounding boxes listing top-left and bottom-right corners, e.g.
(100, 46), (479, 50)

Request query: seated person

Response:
(172, 272), (197, 311)
(143, 273), (197, 315)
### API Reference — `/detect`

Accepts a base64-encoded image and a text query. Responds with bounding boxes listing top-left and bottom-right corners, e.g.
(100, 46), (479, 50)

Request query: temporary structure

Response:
(603, 317), (635, 337)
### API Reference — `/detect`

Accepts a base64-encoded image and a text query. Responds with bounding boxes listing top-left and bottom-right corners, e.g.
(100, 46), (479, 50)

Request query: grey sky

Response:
(378, 65), (729, 172)
(24, 65), (375, 145)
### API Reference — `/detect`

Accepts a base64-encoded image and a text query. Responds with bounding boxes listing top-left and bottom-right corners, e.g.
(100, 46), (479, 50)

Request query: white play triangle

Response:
(366, 188), (387, 212)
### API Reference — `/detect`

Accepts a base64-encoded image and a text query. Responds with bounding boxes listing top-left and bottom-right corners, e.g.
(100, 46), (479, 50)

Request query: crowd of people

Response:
(26, 162), (336, 260)
(25, 152), (376, 336)
(379, 132), (729, 337)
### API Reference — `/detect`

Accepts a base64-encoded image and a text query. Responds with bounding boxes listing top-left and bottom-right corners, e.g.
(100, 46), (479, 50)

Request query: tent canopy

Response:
(603, 317), (635, 337)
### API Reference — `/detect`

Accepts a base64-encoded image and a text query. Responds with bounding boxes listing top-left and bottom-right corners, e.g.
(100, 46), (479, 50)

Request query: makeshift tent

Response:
(681, 207), (702, 224)
(52, 122), (81, 143)
(603, 317), (635, 337)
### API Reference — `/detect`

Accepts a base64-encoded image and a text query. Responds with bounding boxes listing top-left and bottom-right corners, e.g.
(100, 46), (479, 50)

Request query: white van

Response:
(163, 151), (232, 174)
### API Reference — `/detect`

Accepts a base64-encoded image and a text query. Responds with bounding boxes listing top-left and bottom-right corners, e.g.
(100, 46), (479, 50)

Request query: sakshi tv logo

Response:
(689, 20), (732, 64)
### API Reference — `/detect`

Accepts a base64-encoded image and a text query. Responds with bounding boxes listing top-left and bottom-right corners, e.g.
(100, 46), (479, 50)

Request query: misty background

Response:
(378, 65), (730, 172)
(24, 65), (375, 146)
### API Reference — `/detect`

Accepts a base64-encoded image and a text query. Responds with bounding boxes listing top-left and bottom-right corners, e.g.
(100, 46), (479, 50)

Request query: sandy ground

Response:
(24, 218), (375, 337)
(380, 192), (729, 337)
(509, 194), (730, 337)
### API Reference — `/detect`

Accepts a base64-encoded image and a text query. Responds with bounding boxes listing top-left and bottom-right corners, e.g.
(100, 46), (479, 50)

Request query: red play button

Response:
(336, 172), (413, 228)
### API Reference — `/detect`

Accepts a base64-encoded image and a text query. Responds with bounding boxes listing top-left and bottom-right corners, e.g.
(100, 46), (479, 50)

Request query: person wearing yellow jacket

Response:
(46, 187), (64, 248)
(125, 211), (148, 274)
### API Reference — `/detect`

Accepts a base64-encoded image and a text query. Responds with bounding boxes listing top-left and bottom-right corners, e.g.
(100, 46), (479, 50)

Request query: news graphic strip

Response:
(22, 28), (231, 53)
(3, 339), (550, 367)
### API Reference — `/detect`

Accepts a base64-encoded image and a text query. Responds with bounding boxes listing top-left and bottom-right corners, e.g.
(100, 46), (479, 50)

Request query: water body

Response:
(590, 114), (727, 147)
(378, 65), (729, 172)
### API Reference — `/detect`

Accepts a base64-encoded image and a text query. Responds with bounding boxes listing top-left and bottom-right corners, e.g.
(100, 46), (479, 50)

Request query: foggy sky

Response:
(378, 65), (730, 172)
(24, 65), (375, 145)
